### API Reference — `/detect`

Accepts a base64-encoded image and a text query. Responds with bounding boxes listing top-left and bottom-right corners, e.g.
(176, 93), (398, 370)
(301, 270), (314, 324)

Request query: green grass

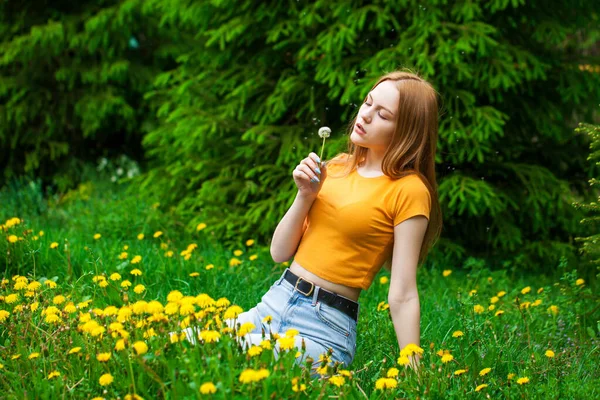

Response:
(0, 178), (599, 399)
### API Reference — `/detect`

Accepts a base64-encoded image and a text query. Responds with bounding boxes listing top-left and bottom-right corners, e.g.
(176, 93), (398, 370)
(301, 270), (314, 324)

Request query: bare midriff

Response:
(289, 260), (362, 302)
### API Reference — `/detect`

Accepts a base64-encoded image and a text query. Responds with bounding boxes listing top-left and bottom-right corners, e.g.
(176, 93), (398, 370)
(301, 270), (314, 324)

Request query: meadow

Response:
(1, 179), (598, 399)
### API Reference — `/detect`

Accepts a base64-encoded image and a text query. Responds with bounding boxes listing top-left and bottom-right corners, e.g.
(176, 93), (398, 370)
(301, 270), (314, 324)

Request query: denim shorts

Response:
(224, 268), (359, 373)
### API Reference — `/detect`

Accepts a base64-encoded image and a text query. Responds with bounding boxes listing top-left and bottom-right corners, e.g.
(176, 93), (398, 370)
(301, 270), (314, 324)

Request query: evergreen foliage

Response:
(0, 0), (172, 190)
(1, 0), (599, 272)
(573, 121), (600, 274)
(137, 0), (600, 272)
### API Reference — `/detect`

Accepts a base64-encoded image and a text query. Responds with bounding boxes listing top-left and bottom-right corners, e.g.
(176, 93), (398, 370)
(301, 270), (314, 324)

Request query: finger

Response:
(308, 152), (322, 166)
(303, 155), (321, 176)
(298, 164), (320, 182)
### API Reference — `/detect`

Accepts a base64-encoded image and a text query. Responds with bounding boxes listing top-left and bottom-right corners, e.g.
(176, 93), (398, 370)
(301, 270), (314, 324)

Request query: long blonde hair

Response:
(326, 69), (443, 268)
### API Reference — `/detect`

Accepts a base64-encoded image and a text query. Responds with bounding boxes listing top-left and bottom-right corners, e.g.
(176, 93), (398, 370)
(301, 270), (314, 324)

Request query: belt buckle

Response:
(294, 277), (314, 297)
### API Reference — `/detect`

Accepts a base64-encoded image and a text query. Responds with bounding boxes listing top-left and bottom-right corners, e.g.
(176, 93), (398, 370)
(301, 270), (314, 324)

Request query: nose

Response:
(359, 110), (372, 124)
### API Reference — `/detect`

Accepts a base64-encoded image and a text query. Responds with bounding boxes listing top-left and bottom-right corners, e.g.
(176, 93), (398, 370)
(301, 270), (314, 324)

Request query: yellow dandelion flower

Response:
(123, 245), (129, 250)
(199, 382), (217, 394)
(153, 231), (163, 238)
(521, 286), (531, 294)
(507, 373), (516, 380)
(545, 349), (555, 358)
(379, 276), (389, 284)
(50, 242), (59, 249)
(229, 257), (242, 267)
(517, 377), (530, 385)
(99, 373), (114, 386)
(7, 235), (18, 243)
(247, 345), (263, 357)
(165, 250), (174, 257)
(454, 369), (467, 375)
(473, 304), (484, 314)
(11, 354), (21, 360)
(109, 273), (121, 281)
(329, 375), (345, 387)
(131, 256), (142, 265)
(469, 289), (477, 296)
(262, 315), (272, 323)
(121, 280), (132, 288)
(5, 293), (19, 303)
(237, 322), (256, 336)
(115, 339), (126, 351)
(260, 340), (272, 349)
(377, 301), (389, 311)
(441, 354), (454, 363)
(233, 249), (243, 256)
(68, 347), (82, 355)
(93, 233), (101, 240)
(118, 252), (128, 260)
(132, 341), (148, 355)
(387, 368), (399, 378)
(134, 284), (145, 294)
(575, 278), (585, 286)
(137, 233), (144, 240)
(44, 280), (57, 288)
(490, 296), (499, 304)
(443, 269), (452, 277)
(249, 254), (258, 261)
(64, 303), (77, 313)
(495, 310), (504, 316)
(196, 223), (207, 231)
(291, 377), (306, 392)
(167, 290), (183, 302)
(205, 264), (215, 270)
(548, 305), (559, 315)
(375, 377), (397, 390)
(201, 330), (221, 343)
(53, 295), (66, 305)
(285, 328), (300, 337)
(497, 290), (506, 297)
(479, 367), (492, 376)
(97, 353), (111, 362)
(488, 304), (496, 311)
(223, 305), (244, 320)
(278, 336), (296, 351)
(452, 330), (464, 337)
(28, 352), (40, 359)
(0, 310), (10, 322)
(47, 371), (61, 379)
(475, 383), (488, 392)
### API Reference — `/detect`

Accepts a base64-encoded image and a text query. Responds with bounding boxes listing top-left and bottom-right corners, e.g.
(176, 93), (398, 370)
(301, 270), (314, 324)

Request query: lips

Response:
(355, 122), (366, 135)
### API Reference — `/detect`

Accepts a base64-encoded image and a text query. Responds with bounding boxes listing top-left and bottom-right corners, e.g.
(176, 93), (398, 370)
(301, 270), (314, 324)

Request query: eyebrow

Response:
(368, 93), (395, 116)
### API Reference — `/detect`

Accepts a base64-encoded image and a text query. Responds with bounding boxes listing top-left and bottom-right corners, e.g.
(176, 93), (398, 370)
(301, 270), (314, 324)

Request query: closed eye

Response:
(364, 100), (388, 120)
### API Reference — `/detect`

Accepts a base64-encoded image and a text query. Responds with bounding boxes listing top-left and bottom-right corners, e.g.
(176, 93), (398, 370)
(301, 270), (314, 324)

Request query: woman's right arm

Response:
(269, 193), (315, 263)
(270, 152), (327, 263)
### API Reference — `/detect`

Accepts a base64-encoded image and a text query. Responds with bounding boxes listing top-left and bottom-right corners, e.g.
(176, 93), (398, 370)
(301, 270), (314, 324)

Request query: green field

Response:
(1, 179), (598, 399)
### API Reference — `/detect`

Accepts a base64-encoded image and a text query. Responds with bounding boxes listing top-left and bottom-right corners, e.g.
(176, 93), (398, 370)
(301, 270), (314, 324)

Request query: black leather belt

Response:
(284, 269), (359, 322)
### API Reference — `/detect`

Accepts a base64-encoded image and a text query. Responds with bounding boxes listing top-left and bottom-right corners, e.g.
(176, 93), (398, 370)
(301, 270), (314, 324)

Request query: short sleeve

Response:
(392, 177), (431, 226)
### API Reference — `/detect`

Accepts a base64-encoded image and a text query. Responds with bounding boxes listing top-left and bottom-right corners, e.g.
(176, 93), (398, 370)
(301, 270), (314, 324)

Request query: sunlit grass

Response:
(0, 180), (598, 399)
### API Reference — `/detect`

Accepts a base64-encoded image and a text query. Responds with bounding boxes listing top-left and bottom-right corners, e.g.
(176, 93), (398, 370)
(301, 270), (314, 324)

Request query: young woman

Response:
(181, 70), (442, 377)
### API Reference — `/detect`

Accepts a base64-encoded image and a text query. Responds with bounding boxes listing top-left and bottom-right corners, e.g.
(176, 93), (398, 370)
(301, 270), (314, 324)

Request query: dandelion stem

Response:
(128, 353), (137, 395)
(319, 137), (326, 166)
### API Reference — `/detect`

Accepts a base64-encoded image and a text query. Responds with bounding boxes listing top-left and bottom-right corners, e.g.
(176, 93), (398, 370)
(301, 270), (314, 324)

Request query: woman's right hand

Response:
(293, 152), (327, 199)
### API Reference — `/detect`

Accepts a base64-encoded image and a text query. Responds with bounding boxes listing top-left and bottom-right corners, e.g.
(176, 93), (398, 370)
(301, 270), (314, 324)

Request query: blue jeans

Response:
(174, 269), (359, 376)
(228, 269), (358, 370)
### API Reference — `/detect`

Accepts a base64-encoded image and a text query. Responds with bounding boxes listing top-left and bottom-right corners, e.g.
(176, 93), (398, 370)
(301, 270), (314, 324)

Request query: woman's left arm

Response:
(388, 215), (429, 370)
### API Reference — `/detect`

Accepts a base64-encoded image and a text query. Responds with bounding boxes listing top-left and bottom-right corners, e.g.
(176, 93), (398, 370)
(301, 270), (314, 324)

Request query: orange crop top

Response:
(293, 160), (431, 290)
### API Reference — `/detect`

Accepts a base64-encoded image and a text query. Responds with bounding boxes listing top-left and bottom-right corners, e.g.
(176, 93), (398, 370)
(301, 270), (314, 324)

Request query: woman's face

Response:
(351, 80), (399, 152)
